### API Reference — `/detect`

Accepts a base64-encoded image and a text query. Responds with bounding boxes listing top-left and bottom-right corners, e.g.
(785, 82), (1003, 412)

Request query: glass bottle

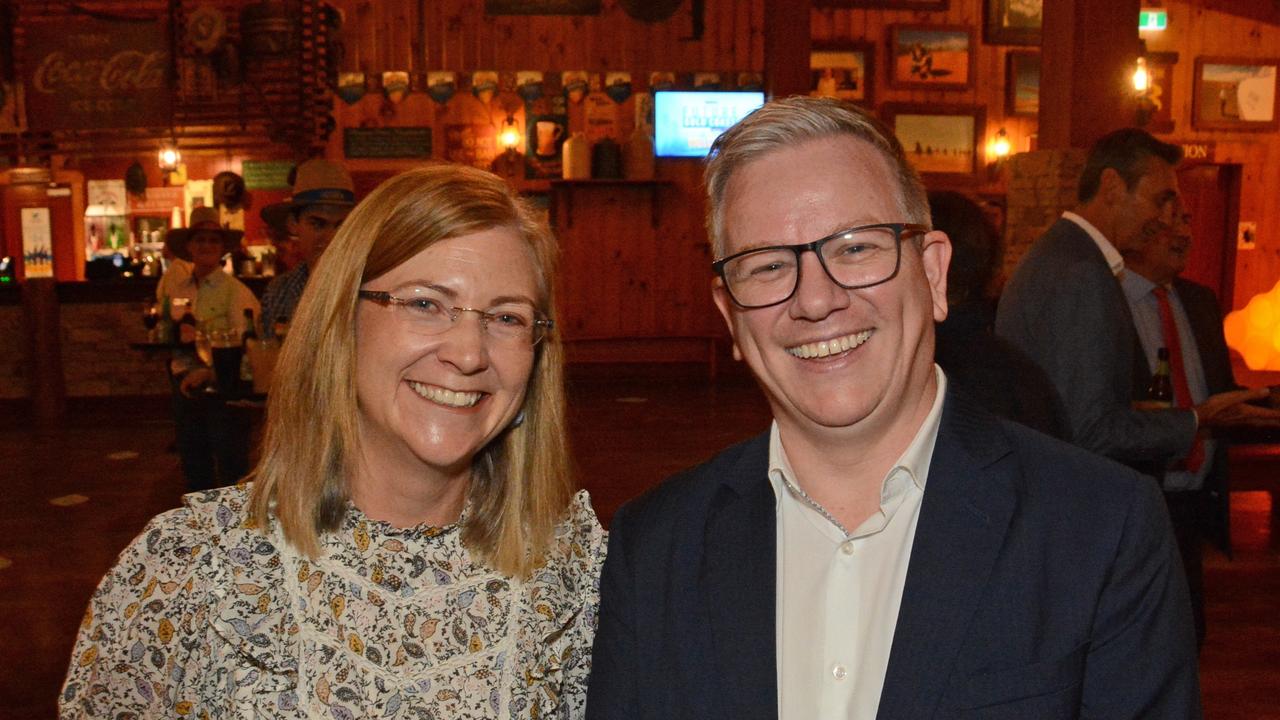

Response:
(1147, 347), (1174, 407)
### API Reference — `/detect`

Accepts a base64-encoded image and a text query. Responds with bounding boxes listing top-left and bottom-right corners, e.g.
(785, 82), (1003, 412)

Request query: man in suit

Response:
(1121, 209), (1258, 647)
(996, 128), (1265, 471)
(587, 97), (1201, 719)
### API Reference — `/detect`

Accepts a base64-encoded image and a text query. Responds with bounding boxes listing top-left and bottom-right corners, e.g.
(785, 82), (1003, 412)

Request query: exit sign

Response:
(1139, 9), (1167, 31)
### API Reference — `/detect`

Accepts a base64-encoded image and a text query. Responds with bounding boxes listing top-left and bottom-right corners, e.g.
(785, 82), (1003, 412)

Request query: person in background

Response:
(62, 164), (605, 718)
(156, 206), (259, 491)
(996, 128), (1274, 471)
(928, 190), (1066, 439)
(587, 97), (1201, 719)
(1121, 207), (1260, 648)
(258, 158), (356, 338)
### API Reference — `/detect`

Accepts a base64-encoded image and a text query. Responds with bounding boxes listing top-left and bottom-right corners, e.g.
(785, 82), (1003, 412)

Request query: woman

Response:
(156, 206), (260, 490)
(61, 165), (606, 718)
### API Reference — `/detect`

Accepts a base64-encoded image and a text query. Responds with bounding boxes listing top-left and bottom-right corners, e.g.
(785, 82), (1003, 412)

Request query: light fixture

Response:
(1132, 56), (1150, 94)
(498, 114), (521, 154)
(989, 127), (1012, 161)
(158, 139), (181, 171)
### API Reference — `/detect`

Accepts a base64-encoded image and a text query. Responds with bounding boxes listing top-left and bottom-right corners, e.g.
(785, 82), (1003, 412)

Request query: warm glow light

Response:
(1132, 57), (1150, 93)
(158, 144), (181, 171)
(1224, 280), (1280, 371)
(498, 115), (521, 152)
(990, 129), (1011, 159)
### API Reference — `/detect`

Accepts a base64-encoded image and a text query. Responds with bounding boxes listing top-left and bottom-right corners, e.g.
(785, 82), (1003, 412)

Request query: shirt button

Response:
(841, 541), (855, 555)
(832, 664), (848, 680)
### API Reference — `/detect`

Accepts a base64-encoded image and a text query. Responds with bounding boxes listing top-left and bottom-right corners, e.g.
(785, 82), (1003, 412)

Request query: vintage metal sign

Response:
(25, 17), (171, 131)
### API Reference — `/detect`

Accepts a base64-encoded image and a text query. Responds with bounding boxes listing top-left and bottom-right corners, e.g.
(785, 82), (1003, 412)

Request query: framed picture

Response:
(881, 103), (985, 182)
(1192, 57), (1280, 132)
(888, 25), (973, 90)
(814, 0), (948, 8)
(1142, 52), (1178, 134)
(810, 41), (875, 105)
(1005, 51), (1040, 117)
(984, 0), (1042, 46)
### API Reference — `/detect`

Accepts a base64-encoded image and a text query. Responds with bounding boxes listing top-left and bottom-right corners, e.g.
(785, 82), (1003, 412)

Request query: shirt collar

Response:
(1119, 265), (1163, 305)
(1062, 211), (1125, 276)
(768, 365), (947, 505)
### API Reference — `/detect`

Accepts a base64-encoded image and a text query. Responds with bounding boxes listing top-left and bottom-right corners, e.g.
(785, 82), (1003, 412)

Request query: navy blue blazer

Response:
(586, 393), (1201, 719)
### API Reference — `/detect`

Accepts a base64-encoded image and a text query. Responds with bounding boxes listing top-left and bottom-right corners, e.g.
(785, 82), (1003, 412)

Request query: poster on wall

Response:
(24, 17), (170, 130)
(21, 207), (54, 279)
(444, 123), (499, 169)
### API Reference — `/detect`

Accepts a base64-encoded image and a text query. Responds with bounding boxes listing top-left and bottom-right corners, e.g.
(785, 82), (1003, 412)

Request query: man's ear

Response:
(920, 230), (951, 323)
(1099, 167), (1127, 205)
(711, 278), (744, 361)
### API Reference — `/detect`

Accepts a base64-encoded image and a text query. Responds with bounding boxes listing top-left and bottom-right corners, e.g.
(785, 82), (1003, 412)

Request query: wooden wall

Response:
(1143, 0), (1280, 311)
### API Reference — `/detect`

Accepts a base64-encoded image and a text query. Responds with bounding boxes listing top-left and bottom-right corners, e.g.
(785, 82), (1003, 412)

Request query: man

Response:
(587, 97), (1201, 718)
(1121, 209), (1267, 647)
(157, 206), (260, 490)
(258, 158), (355, 338)
(996, 129), (1265, 469)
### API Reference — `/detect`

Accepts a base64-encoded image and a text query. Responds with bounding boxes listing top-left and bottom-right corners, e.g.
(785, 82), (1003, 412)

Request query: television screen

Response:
(653, 91), (766, 158)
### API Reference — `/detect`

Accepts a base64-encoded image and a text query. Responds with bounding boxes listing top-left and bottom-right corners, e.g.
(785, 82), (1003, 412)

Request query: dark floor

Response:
(2, 363), (1277, 718)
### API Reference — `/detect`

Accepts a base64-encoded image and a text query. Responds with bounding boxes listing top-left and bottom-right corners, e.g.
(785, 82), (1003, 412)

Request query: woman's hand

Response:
(179, 367), (215, 397)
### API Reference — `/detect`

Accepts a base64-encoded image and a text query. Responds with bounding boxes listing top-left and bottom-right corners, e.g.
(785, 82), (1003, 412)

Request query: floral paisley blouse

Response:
(60, 484), (607, 719)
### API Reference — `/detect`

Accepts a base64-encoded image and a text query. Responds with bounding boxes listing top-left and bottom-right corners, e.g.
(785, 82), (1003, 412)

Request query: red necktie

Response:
(1152, 287), (1204, 472)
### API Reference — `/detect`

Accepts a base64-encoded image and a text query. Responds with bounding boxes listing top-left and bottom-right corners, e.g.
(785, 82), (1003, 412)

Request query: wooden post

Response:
(1039, 0), (1143, 150)
(22, 278), (65, 428)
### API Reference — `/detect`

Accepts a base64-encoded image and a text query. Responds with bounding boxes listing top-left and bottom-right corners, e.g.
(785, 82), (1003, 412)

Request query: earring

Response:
(511, 409), (526, 428)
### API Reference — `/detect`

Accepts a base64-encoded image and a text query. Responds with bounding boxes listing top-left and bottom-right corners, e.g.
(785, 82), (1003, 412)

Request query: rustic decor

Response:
(1192, 56), (1280, 132)
(888, 25), (972, 90)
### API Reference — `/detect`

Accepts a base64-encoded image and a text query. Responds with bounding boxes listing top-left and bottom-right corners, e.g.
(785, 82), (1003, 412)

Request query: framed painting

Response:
(814, 0), (948, 8)
(888, 25), (973, 90)
(1141, 52), (1178, 134)
(881, 103), (985, 182)
(1005, 51), (1040, 117)
(810, 41), (875, 105)
(984, 0), (1042, 46)
(1192, 57), (1280, 131)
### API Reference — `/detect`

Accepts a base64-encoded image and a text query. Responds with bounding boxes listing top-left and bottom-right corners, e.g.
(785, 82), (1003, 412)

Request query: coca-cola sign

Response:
(25, 18), (171, 131)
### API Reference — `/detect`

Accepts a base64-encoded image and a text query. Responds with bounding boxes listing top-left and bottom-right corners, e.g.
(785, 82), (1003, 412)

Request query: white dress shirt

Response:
(770, 366), (946, 719)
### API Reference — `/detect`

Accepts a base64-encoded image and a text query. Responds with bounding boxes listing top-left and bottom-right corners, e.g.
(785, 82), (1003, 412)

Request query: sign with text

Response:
(343, 127), (433, 158)
(242, 160), (295, 190)
(25, 17), (170, 130)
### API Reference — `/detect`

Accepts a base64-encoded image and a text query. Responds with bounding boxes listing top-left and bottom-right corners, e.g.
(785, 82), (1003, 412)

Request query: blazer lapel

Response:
(701, 433), (778, 720)
(878, 396), (1018, 718)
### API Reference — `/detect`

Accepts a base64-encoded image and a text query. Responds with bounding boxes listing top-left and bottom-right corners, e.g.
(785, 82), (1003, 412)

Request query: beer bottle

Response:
(1147, 347), (1174, 407)
(240, 309), (257, 385)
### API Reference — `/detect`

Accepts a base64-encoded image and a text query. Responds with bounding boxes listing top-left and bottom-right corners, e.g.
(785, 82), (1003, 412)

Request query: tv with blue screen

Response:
(653, 91), (766, 158)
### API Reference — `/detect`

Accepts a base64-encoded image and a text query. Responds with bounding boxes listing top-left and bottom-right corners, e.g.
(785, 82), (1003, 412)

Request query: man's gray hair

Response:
(704, 96), (930, 258)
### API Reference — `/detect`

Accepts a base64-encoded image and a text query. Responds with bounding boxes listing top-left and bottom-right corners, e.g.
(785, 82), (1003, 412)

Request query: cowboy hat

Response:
(166, 206), (244, 261)
(260, 158), (355, 230)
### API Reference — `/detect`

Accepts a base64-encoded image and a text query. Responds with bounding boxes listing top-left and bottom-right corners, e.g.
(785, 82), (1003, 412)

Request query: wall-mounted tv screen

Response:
(653, 91), (766, 158)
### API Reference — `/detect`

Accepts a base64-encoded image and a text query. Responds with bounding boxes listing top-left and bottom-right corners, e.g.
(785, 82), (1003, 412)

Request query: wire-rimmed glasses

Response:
(357, 290), (554, 346)
(711, 222), (929, 309)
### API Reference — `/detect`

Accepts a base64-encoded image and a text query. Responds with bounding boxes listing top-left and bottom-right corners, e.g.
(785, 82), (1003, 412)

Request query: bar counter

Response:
(1, 277), (270, 410)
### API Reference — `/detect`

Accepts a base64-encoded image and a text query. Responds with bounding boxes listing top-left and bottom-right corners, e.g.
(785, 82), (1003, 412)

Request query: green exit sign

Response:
(1139, 9), (1168, 31)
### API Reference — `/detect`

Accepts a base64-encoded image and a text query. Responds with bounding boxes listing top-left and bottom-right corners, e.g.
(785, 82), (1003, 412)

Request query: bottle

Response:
(158, 295), (173, 343)
(1147, 347), (1174, 407)
(625, 124), (655, 180)
(562, 132), (591, 179)
(177, 305), (198, 345)
(239, 309), (258, 385)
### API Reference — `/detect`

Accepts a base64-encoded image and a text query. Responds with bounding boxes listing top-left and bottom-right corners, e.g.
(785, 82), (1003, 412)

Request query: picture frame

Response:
(814, 0), (948, 8)
(1192, 56), (1280, 132)
(888, 25), (973, 90)
(810, 41), (875, 105)
(880, 103), (985, 183)
(1142, 52), (1178, 134)
(1005, 51), (1040, 117)
(984, 0), (1042, 46)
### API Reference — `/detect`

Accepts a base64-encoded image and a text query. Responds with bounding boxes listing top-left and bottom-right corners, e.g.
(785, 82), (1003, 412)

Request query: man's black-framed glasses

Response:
(357, 290), (554, 346)
(712, 222), (930, 309)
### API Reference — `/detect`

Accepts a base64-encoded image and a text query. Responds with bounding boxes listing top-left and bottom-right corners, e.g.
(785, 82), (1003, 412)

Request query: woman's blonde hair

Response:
(249, 163), (571, 578)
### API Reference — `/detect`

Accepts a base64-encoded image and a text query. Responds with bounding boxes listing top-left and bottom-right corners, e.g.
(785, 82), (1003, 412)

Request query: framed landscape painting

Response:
(1005, 50), (1040, 117)
(888, 25), (972, 90)
(1192, 57), (1279, 131)
(881, 103), (985, 182)
(811, 41), (875, 105)
(985, 0), (1042, 46)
